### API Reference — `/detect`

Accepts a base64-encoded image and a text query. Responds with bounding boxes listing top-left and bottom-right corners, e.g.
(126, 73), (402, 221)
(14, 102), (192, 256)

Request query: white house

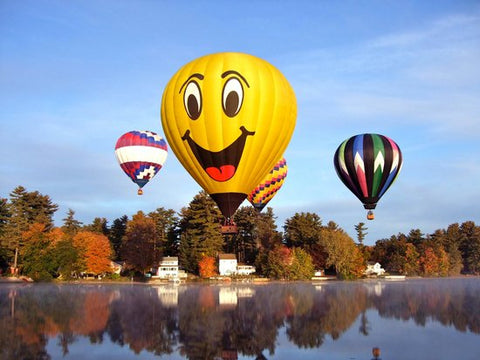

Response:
(236, 264), (256, 276)
(218, 254), (256, 276)
(218, 254), (237, 276)
(154, 257), (179, 279)
(365, 262), (386, 276)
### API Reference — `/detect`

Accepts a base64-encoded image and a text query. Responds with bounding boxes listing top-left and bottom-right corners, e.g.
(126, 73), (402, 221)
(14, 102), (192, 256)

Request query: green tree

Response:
(121, 211), (159, 274)
(61, 209), (83, 239)
(178, 191), (223, 274)
(354, 222), (368, 245)
(53, 238), (81, 279)
(1, 186), (58, 272)
(109, 215), (128, 260)
(404, 242), (420, 276)
(255, 207), (282, 250)
(459, 221), (480, 274)
(232, 206), (260, 263)
(283, 212), (327, 269)
(21, 223), (59, 281)
(148, 207), (179, 256)
(284, 212), (322, 248)
(84, 217), (109, 236)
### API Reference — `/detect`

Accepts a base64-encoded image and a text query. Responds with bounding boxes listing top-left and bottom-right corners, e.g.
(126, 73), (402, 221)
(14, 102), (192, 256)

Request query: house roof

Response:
(162, 256), (178, 261)
(218, 253), (237, 260)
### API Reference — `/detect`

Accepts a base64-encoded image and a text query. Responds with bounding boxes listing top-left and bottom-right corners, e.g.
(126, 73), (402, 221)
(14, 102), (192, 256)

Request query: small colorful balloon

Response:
(248, 157), (287, 212)
(115, 130), (168, 195)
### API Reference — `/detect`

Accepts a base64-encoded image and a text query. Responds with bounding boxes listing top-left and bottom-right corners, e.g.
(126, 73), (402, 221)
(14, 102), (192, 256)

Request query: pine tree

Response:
(109, 215), (128, 260)
(178, 191), (223, 274)
(1, 186), (58, 272)
(62, 209), (83, 238)
(233, 206), (259, 264)
(255, 207), (282, 250)
(148, 207), (179, 256)
(354, 222), (368, 245)
(84, 217), (109, 235)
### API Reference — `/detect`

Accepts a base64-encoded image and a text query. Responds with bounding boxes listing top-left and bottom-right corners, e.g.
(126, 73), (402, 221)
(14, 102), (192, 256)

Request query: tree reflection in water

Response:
(0, 278), (479, 359)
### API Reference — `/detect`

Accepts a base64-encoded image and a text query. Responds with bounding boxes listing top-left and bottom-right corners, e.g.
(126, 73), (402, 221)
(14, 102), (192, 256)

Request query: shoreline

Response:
(1, 274), (478, 286)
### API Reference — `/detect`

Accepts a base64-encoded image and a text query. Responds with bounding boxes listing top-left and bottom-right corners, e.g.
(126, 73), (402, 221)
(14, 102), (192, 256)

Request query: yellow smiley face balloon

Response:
(161, 52), (296, 218)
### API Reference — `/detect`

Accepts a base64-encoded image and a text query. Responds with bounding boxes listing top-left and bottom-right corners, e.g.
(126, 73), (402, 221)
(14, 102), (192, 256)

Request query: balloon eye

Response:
(222, 77), (243, 117)
(184, 81), (202, 120)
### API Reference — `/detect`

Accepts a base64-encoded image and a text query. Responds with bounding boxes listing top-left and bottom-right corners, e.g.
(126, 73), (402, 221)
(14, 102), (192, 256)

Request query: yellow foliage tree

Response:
(198, 256), (217, 278)
(73, 231), (112, 275)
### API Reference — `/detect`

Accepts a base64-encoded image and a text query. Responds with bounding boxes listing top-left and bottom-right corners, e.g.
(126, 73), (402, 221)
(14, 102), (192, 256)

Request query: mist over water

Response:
(1, 278), (479, 359)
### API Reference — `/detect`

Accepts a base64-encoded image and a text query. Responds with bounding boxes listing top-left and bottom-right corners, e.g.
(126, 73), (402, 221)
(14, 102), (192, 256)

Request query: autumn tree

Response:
(121, 211), (159, 274)
(198, 256), (217, 278)
(0, 198), (10, 271)
(178, 191), (223, 274)
(320, 226), (366, 279)
(73, 231), (112, 275)
(263, 245), (292, 279)
(289, 247), (315, 280)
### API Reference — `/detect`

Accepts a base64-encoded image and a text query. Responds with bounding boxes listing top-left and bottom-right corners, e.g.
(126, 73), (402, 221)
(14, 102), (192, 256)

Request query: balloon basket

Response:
(221, 219), (238, 234)
(137, 188), (143, 195)
(221, 225), (238, 234)
(367, 211), (375, 220)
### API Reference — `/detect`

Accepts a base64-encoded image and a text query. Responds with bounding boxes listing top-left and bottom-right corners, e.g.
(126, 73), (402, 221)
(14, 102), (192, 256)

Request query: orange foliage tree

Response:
(198, 256), (217, 278)
(73, 231), (112, 275)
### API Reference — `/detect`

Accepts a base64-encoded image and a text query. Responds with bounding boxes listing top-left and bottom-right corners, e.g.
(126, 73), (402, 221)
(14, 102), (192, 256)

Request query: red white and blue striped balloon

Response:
(115, 130), (168, 194)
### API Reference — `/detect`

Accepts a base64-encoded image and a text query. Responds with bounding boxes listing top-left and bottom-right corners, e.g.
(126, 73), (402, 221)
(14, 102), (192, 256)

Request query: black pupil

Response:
(187, 95), (200, 119)
(225, 92), (239, 117)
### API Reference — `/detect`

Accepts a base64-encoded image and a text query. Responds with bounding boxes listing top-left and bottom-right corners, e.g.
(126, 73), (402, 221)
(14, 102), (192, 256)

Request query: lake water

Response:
(1, 278), (479, 360)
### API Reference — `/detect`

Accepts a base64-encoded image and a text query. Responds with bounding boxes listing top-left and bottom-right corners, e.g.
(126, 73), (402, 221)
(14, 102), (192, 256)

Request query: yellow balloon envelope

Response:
(161, 52), (296, 218)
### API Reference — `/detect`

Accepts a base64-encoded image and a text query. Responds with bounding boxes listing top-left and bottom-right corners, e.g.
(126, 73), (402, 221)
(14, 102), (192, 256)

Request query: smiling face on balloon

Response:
(161, 52), (296, 216)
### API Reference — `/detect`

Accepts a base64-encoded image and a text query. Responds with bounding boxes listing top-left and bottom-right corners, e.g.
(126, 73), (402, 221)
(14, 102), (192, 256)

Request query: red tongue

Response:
(206, 165), (236, 182)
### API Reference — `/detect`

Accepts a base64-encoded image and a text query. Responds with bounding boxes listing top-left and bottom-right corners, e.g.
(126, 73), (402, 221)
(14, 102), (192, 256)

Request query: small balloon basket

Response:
(367, 210), (375, 220)
(221, 219), (238, 234)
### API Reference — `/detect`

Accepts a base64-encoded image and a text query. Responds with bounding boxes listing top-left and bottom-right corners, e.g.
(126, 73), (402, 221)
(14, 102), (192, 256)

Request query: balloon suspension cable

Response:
(137, 188), (143, 196)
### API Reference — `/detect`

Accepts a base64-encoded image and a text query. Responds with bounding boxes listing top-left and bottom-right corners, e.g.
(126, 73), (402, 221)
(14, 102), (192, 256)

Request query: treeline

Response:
(0, 185), (479, 281)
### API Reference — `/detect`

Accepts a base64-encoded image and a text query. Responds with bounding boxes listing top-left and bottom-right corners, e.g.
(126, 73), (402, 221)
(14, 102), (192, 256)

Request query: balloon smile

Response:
(182, 126), (255, 182)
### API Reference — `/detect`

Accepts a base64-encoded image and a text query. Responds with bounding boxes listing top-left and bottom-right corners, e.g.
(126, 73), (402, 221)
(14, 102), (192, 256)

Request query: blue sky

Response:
(1, 0), (479, 244)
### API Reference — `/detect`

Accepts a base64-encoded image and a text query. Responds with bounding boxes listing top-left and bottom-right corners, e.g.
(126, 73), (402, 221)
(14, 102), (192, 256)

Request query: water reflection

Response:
(1, 278), (479, 359)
